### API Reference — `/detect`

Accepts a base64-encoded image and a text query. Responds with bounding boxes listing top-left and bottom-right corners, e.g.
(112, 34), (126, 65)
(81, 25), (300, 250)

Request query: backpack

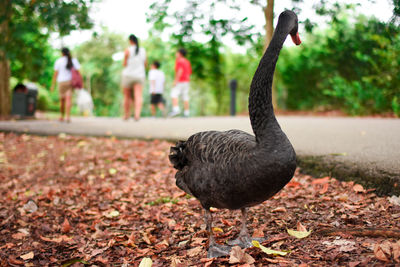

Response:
(71, 68), (83, 89)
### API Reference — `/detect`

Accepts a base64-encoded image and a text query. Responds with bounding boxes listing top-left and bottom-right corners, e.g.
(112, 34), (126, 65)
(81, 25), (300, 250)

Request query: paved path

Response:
(1, 116), (399, 194)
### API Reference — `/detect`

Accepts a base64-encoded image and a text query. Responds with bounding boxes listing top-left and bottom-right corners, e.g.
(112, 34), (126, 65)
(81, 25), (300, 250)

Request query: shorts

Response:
(151, 94), (164, 105)
(170, 82), (190, 101)
(121, 75), (145, 88)
(58, 81), (73, 98)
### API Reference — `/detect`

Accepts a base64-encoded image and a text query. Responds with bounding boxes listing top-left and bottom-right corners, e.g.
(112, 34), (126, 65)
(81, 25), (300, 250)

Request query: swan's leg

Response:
(205, 209), (231, 258)
(228, 208), (265, 248)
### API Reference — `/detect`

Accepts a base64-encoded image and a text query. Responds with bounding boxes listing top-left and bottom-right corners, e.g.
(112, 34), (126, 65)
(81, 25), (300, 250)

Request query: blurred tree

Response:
(0, 0), (95, 116)
(147, 1), (400, 113)
(391, 0), (400, 23)
(74, 30), (125, 116)
(147, 0), (257, 114)
(146, 0), (340, 111)
(277, 8), (400, 116)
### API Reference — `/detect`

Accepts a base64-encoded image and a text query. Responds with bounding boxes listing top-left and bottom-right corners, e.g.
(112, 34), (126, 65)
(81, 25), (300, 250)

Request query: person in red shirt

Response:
(169, 48), (192, 117)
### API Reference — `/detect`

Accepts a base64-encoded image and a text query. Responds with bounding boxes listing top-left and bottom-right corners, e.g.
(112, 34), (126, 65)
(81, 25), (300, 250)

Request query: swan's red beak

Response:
(291, 32), (301, 45)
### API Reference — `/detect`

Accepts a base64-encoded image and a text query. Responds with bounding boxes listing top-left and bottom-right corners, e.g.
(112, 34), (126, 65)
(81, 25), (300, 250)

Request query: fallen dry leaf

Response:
(287, 228), (312, 239)
(323, 239), (357, 252)
(374, 243), (390, 262)
(12, 232), (27, 240)
(348, 261), (361, 267)
(296, 222), (308, 232)
(20, 251), (34, 260)
(319, 183), (329, 194)
(187, 246), (203, 257)
(40, 235), (72, 243)
(252, 228), (265, 238)
(393, 241), (400, 262)
(252, 240), (288, 256)
(353, 184), (365, 193)
(212, 227), (224, 233)
(311, 177), (330, 185)
(200, 258), (214, 267)
(271, 207), (287, 213)
(221, 218), (234, 226)
(8, 256), (24, 265)
(286, 181), (302, 188)
(138, 257), (152, 267)
(142, 232), (152, 245)
(91, 248), (107, 258)
(170, 257), (181, 267)
(61, 218), (71, 233)
(105, 210), (120, 218)
(229, 246), (255, 264)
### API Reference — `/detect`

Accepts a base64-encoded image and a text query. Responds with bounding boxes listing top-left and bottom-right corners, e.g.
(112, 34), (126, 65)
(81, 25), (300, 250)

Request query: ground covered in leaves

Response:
(1, 132), (400, 266)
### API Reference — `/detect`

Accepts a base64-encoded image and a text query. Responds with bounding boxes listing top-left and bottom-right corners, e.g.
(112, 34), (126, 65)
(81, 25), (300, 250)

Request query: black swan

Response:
(169, 10), (301, 258)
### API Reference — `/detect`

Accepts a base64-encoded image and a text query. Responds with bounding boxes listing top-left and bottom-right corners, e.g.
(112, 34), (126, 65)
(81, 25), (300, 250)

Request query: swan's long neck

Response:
(248, 21), (291, 143)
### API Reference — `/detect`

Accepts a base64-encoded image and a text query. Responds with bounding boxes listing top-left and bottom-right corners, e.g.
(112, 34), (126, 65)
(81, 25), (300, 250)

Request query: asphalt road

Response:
(1, 116), (399, 194)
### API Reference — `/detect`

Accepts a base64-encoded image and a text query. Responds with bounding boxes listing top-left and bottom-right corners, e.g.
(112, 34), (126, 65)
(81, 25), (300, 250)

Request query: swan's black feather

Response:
(169, 141), (187, 170)
(186, 130), (256, 164)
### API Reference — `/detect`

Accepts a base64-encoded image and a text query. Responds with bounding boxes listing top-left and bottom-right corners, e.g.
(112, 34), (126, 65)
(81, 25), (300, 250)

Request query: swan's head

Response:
(279, 10), (301, 46)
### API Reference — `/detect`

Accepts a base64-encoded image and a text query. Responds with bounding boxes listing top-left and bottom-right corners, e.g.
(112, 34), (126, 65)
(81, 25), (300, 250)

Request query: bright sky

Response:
(54, 0), (394, 50)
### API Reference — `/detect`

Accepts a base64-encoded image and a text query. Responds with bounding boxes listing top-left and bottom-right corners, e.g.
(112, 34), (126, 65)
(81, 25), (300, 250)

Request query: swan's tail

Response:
(169, 141), (187, 170)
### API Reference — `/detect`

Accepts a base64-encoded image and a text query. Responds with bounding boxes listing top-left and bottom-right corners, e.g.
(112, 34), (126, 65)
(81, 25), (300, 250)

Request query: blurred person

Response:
(51, 47), (81, 123)
(148, 60), (166, 117)
(121, 34), (147, 121)
(169, 48), (192, 117)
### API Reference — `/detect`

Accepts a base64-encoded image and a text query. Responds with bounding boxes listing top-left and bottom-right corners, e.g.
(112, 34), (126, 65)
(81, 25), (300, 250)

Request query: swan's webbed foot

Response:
(207, 243), (231, 258)
(228, 235), (265, 248)
(227, 208), (266, 248)
(204, 209), (233, 258)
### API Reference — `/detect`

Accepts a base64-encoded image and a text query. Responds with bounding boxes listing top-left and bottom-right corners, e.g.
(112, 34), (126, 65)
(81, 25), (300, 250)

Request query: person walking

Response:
(169, 48), (192, 117)
(148, 60), (166, 117)
(51, 47), (81, 123)
(121, 34), (147, 121)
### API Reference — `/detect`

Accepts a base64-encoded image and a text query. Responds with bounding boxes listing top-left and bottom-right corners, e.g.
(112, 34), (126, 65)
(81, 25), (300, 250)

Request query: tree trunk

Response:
(263, 0), (278, 109)
(0, 54), (10, 117)
(264, 0), (274, 47)
(0, 0), (11, 117)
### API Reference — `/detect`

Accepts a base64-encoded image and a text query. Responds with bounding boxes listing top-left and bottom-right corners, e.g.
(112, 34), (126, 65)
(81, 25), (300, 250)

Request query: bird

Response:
(169, 10), (302, 258)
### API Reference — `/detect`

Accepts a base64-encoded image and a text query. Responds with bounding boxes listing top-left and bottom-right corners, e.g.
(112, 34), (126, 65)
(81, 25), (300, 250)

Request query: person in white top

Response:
(122, 34), (147, 121)
(148, 61), (166, 117)
(51, 47), (81, 123)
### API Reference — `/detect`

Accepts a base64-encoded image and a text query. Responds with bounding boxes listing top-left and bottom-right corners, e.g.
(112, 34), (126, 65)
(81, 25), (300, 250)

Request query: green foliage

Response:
(392, 97), (400, 116)
(147, 0), (258, 115)
(74, 30), (125, 117)
(392, 0), (400, 24)
(277, 11), (400, 116)
(74, 9), (400, 117)
(37, 86), (50, 111)
(1, 0), (95, 116)
(2, 0), (95, 84)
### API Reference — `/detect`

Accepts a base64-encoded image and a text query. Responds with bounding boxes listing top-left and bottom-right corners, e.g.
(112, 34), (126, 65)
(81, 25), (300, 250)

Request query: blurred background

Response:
(1, 0), (399, 118)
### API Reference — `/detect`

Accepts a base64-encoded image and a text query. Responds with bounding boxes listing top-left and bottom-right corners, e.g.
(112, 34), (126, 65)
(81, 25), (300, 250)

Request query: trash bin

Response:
(11, 83), (38, 117)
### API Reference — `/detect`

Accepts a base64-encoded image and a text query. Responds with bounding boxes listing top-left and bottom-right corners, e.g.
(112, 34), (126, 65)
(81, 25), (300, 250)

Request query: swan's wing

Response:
(173, 129), (260, 208)
(185, 129), (256, 165)
(170, 129), (257, 204)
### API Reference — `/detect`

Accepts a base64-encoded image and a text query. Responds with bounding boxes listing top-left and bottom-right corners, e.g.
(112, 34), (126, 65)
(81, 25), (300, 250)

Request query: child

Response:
(148, 60), (166, 117)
